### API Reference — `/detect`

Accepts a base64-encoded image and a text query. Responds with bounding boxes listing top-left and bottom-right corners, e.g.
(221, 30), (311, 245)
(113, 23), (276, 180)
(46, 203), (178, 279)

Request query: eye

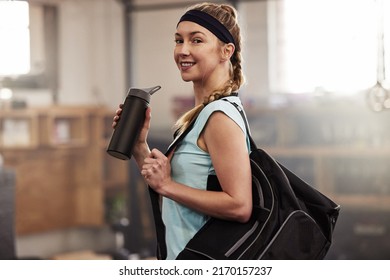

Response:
(174, 38), (183, 44)
(192, 38), (202, 44)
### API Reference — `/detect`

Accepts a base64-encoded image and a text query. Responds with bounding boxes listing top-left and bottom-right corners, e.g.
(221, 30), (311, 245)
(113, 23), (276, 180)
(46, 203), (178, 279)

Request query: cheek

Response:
(173, 49), (180, 65)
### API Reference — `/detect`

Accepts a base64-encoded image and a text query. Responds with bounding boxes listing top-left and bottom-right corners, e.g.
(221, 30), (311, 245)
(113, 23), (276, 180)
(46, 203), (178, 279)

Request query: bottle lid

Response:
(127, 85), (161, 103)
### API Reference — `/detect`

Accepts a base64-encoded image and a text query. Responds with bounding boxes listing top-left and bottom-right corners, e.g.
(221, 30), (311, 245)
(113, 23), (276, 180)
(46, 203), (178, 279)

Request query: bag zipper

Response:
(225, 220), (260, 257)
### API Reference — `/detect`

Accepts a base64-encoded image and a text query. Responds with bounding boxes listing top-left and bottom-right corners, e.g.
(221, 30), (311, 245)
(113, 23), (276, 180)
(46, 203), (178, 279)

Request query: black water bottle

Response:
(107, 85), (161, 160)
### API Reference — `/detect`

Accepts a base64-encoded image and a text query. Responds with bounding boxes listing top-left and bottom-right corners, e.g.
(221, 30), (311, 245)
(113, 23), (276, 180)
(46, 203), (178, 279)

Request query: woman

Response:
(113, 2), (252, 260)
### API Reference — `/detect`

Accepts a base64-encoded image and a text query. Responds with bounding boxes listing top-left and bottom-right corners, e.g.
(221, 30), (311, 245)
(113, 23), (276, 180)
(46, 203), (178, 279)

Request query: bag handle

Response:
(222, 99), (258, 152)
(165, 118), (196, 156)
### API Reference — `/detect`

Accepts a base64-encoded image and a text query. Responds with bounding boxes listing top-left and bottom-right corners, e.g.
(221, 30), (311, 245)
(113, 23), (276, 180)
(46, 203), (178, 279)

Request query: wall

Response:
(57, 0), (126, 108)
(239, 1), (269, 100)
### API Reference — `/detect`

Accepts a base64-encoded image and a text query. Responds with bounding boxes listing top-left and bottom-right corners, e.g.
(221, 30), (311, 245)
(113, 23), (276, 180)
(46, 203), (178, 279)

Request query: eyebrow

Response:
(174, 31), (207, 37)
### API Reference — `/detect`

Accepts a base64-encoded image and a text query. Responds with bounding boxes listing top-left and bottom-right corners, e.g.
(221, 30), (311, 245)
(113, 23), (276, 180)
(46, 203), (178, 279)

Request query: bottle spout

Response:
(144, 85), (161, 96)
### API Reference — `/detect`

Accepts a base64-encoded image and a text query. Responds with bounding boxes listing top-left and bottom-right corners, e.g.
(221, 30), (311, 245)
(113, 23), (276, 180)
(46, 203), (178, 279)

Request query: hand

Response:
(112, 104), (123, 129)
(141, 148), (172, 194)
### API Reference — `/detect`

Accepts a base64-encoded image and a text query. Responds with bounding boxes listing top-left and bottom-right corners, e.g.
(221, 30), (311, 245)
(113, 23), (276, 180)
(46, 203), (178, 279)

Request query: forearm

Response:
(162, 180), (251, 223)
(132, 143), (151, 171)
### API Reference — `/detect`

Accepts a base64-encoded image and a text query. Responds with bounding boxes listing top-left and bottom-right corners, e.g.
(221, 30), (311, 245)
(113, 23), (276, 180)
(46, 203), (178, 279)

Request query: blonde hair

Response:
(174, 2), (245, 134)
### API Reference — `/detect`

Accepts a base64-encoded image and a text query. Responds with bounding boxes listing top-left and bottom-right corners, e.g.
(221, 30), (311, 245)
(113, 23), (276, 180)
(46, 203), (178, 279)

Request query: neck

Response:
(192, 65), (231, 106)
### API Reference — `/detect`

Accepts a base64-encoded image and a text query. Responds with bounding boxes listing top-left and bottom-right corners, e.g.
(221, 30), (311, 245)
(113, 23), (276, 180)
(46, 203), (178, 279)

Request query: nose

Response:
(177, 41), (190, 57)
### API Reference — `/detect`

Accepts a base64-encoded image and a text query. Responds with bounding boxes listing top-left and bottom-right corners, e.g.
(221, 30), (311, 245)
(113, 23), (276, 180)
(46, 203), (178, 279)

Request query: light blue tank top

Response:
(162, 96), (250, 259)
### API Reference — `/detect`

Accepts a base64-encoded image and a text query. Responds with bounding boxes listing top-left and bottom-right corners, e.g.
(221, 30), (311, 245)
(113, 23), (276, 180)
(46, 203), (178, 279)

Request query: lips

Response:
(180, 61), (195, 71)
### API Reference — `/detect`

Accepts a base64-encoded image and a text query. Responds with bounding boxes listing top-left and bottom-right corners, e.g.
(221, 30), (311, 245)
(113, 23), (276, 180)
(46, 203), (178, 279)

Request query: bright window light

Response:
(0, 1), (30, 76)
(269, 0), (388, 94)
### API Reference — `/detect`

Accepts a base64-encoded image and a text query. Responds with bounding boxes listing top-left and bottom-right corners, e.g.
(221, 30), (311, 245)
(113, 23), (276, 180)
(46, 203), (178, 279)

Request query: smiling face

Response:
(174, 21), (227, 88)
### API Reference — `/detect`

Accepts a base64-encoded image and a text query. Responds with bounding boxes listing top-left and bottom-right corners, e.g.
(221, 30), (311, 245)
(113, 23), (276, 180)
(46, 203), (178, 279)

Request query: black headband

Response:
(177, 9), (235, 46)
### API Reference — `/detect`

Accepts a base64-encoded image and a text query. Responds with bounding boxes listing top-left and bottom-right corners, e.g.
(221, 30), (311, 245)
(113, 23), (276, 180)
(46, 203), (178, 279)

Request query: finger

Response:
(150, 148), (165, 159)
(143, 158), (155, 165)
(142, 173), (149, 181)
(167, 147), (176, 161)
(112, 107), (122, 128)
(141, 169), (148, 177)
(145, 107), (151, 120)
(143, 151), (157, 163)
(143, 107), (152, 129)
(142, 156), (155, 169)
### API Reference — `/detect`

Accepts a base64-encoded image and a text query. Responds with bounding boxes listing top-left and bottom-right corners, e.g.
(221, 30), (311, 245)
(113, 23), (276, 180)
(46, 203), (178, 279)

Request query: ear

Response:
(221, 43), (235, 62)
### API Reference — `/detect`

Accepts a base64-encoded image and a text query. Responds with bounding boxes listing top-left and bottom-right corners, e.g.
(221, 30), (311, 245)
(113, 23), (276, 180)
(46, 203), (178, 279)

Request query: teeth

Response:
(181, 62), (194, 67)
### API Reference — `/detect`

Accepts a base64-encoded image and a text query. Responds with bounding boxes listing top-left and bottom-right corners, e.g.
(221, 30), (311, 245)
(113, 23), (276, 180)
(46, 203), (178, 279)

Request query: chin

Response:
(180, 74), (193, 82)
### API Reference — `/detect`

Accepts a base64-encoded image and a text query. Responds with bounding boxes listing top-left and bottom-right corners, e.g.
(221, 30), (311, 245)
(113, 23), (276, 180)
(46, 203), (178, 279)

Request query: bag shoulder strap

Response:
(222, 99), (257, 152)
(165, 115), (196, 156)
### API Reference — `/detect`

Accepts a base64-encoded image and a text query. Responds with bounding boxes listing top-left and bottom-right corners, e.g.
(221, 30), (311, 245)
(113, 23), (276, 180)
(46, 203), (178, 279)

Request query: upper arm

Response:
(201, 111), (252, 201)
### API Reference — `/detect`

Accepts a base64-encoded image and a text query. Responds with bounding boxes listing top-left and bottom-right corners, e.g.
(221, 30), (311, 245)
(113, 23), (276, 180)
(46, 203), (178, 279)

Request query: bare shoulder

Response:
(206, 110), (241, 133)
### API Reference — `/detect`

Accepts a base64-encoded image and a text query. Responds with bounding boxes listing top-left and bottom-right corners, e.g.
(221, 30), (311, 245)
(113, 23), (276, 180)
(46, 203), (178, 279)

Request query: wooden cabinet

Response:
(247, 103), (390, 211)
(0, 110), (40, 148)
(0, 106), (128, 235)
(40, 107), (90, 147)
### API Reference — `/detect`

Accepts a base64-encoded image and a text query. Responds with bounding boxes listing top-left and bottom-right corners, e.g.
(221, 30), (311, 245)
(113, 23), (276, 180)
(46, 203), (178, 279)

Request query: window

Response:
(0, 1), (30, 76)
(268, 0), (389, 94)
